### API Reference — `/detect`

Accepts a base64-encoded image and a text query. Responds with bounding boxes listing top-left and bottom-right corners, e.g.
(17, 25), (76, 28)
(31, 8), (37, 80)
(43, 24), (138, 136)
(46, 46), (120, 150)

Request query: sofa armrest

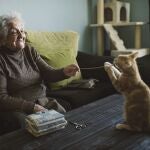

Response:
(137, 55), (150, 85)
(77, 51), (114, 82)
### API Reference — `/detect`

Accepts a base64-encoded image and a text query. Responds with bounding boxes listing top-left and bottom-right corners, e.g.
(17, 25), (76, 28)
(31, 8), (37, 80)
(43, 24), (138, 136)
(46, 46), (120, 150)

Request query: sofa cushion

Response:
(47, 82), (117, 108)
(27, 31), (82, 90)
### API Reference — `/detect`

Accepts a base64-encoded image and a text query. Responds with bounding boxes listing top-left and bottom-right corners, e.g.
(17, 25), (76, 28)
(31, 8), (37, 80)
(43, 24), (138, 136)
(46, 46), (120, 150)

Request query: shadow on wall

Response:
(82, 27), (92, 54)
(79, 0), (93, 54)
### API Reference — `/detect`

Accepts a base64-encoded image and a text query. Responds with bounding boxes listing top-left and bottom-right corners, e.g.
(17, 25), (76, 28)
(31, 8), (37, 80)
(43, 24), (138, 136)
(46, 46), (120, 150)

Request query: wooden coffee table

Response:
(0, 94), (149, 150)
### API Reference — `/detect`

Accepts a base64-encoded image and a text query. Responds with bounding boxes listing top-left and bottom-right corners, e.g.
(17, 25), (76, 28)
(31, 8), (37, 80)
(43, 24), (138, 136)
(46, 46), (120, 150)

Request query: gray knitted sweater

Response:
(0, 44), (67, 113)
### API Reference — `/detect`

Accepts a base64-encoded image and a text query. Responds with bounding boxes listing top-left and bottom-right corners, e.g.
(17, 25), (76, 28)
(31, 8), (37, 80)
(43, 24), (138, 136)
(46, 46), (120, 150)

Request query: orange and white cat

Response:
(104, 52), (150, 132)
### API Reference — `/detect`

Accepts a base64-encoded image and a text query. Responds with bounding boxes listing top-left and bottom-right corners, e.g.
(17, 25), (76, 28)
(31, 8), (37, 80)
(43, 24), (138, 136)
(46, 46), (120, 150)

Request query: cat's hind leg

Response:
(116, 123), (133, 131)
(116, 123), (142, 132)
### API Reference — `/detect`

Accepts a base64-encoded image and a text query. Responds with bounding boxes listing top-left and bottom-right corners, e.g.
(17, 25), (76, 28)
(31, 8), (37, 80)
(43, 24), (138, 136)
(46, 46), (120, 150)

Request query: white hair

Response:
(0, 11), (25, 40)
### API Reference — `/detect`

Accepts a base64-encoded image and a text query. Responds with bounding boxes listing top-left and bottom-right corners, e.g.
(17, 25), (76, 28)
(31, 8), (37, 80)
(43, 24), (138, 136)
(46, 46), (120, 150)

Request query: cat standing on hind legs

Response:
(104, 52), (150, 132)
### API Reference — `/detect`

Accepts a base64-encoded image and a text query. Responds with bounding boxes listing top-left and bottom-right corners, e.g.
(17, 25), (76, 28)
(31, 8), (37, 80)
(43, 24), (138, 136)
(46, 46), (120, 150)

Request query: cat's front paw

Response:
(104, 62), (113, 71)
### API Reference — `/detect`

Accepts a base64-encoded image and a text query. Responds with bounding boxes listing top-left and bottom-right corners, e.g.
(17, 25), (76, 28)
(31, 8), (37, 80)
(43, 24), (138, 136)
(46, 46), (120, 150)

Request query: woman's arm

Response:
(0, 73), (47, 113)
(36, 56), (68, 82)
(0, 72), (35, 113)
(31, 47), (78, 82)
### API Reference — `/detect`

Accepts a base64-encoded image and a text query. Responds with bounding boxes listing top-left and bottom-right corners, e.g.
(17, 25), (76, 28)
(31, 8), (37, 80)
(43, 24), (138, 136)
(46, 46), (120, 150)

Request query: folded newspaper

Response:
(25, 110), (67, 137)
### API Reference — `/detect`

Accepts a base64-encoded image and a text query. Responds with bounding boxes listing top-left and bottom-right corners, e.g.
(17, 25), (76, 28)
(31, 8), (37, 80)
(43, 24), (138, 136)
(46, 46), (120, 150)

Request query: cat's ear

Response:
(130, 51), (139, 59)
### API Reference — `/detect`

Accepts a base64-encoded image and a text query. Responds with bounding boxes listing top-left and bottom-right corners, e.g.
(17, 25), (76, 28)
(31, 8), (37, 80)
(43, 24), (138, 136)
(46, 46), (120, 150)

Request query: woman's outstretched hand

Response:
(63, 64), (79, 77)
(34, 104), (47, 112)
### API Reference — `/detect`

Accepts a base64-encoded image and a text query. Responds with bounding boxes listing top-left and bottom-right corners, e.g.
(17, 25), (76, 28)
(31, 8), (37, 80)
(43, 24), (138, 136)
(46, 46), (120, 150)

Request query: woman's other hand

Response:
(63, 64), (79, 77)
(33, 104), (47, 112)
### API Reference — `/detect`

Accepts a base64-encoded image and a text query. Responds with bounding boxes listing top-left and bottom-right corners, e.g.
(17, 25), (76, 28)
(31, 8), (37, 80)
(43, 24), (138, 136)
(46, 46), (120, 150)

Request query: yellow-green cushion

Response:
(27, 31), (82, 90)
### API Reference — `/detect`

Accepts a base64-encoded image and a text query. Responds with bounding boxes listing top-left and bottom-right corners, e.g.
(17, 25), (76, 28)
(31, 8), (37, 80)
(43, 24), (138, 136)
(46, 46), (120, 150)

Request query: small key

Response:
(68, 121), (87, 130)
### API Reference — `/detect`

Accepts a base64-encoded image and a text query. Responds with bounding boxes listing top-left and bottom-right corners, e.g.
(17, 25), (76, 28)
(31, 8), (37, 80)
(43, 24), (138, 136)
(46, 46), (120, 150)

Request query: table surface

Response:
(0, 94), (150, 150)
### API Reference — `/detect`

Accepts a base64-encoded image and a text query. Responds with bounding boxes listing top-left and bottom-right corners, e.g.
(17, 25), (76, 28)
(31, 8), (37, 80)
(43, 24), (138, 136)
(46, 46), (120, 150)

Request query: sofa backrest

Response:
(27, 31), (82, 90)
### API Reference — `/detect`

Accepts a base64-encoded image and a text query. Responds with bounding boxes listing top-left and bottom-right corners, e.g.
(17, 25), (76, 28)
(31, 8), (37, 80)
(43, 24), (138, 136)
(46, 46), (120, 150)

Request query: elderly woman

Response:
(0, 12), (79, 128)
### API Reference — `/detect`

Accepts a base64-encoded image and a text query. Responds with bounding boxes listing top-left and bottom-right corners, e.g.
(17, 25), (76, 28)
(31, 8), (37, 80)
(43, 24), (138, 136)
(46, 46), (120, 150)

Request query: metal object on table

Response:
(68, 121), (87, 130)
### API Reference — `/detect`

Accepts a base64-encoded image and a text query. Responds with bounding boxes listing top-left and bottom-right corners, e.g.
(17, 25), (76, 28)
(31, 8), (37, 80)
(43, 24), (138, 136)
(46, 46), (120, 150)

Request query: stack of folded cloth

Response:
(25, 109), (67, 137)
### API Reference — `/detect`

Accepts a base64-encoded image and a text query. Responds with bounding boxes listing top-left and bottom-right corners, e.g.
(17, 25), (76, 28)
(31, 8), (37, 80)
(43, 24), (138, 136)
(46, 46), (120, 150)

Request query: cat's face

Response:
(113, 52), (138, 72)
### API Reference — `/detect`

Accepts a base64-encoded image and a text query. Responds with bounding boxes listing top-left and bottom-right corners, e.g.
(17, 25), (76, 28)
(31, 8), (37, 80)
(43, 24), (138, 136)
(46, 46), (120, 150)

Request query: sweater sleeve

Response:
(30, 47), (69, 82)
(0, 65), (35, 113)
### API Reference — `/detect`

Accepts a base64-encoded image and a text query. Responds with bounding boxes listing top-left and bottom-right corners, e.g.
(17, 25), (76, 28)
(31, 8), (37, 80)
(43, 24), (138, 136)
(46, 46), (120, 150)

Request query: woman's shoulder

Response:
(24, 44), (35, 51)
(24, 44), (38, 54)
(24, 44), (39, 59)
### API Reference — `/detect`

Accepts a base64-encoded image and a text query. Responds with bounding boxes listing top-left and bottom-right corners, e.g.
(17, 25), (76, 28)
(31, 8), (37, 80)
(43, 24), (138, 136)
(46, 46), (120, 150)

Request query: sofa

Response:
(25, 31), (117, 108)
(0, 31), (149, 135)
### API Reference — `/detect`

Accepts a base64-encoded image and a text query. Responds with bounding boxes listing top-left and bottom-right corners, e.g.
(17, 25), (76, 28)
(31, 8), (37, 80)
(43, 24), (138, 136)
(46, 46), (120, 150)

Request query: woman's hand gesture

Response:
(63, 64), (79, 77)
(33, 104), (47, 113)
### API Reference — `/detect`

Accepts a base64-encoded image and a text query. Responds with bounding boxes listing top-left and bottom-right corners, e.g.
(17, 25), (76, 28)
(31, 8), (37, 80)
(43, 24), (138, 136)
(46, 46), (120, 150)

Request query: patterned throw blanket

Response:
(25, 110), (67, 137)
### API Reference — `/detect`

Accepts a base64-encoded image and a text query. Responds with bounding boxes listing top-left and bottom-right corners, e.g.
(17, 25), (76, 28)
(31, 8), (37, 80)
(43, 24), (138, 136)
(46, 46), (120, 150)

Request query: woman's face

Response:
(5, 19), (26, 51)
